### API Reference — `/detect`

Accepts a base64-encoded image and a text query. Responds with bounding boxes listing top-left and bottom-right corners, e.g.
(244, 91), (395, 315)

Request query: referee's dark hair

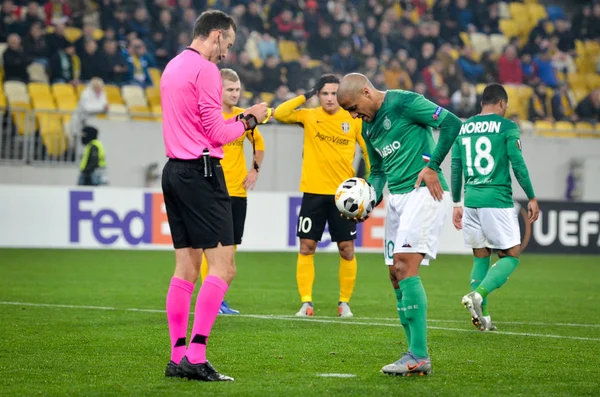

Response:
(193, 10), (237, 39)
(481, 83), (508, 106)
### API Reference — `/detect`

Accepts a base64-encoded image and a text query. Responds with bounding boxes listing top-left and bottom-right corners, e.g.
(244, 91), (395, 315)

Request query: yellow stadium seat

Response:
(28, 82), (52, 98)
(534, 120), (554, 133)
(251, 57), (263, 69)
(470, 33), (492, 54)
(575, 40), (586, 57)
(64, 27), (82, 43)
(508, 3), (528, 22)
(148, 68), (162, 87)
(307, 59), (322, 68)
(129, 105), (153, 121)
(0, 94), (5, 108)
(9, 102), (32, 135)
(567, 73), (587, 90)
(151, 104), (162, 121)
(573, 88), (589, 103)
(27, 63), (48, 83)
(459, 32), (471, 47)
(38, 112), (67, 157)
(551, 121), (577, 138)
(92, 29), (104, 41)
(107, 104), (129, 121)
(52, 83), (77, 101)
(145, 87), (161, 107)
(32, 98), (56, 110)
(526, 3), (547, 23)
(57, 101), (77, 112)
(122, 85), (147, 107)
(499, 19), (520, 39)
(104, 85), (125, 105)
(4, 81), (29, 104)
(575, 57), (594, 74)
(584, 40), (600, 57)
(278, 40), (301, 63)
(586, 74), (600, 90)
(489, 34), (508, 55)
(475, 83), (486, 95)
(76, 84), (86, 97)
(242, 91), (253, 101)
(260, 92), (275, 106)
(575, 122), (594, 131)
(517, 85), (534, 103)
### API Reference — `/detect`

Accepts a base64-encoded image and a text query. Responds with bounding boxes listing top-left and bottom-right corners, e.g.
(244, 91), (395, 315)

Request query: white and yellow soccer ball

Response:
(335, 177), (377, 220)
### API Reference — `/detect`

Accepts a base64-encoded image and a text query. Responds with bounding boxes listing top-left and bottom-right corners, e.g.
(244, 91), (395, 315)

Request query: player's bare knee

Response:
(174, 248), (201, 283)
(392, 253), (422, 281)
(500, 245), (521, 259)
(337, 240), (354, 260)
(299, 239), (317, 256)
(473, 247), (492, 258)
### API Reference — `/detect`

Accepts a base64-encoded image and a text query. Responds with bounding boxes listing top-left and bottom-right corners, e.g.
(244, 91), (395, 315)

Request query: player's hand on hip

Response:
(244, 102), (269, 123)
(243, 169), (258, 190)
(415, 167), (444, 201)
(527, 198), (539, 223)
(452, 206), (463, 230)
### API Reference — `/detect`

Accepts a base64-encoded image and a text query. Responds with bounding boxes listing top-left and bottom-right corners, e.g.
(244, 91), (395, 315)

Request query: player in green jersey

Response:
(337, 73), (463, 377)
(451, 84), (539, 331)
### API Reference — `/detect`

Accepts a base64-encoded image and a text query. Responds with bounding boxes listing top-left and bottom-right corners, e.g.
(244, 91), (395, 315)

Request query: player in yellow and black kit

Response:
(274, 75), (370, 318)
(200, 68), (265, 315)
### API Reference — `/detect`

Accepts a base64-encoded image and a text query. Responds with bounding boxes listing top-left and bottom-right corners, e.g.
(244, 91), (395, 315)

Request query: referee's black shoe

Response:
(177, 356), (234, 382)
(165, 360), (181, 377)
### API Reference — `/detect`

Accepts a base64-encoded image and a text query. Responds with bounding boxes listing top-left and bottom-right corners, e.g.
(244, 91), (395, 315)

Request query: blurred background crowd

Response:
(0, 0), (599, 125)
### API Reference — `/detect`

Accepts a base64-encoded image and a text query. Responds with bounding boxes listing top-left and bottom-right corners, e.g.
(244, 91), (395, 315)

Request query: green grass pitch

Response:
(1, 249), (599, 396)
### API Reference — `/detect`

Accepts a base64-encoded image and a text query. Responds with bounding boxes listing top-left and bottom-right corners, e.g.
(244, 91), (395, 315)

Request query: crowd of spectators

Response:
(1, 0), (599, 123)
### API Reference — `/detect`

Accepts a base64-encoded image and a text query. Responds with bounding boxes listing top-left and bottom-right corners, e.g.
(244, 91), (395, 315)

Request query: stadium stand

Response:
(0, 0), (599, 161)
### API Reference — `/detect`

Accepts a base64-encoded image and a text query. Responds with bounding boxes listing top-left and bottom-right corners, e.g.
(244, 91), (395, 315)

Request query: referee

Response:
(160, 10), (268, 382)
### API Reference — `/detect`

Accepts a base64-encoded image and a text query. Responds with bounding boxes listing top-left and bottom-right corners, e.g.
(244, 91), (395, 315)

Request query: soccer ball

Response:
(335, 177), (377, 220)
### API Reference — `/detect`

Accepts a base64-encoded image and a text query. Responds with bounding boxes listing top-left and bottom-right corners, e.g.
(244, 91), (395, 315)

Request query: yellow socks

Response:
(339, 257), (357, 303)
(296, 253), (315, 302)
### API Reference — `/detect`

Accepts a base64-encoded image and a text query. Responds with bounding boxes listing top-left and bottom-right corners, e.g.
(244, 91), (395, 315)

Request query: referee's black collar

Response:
(185, 47), (201, 56)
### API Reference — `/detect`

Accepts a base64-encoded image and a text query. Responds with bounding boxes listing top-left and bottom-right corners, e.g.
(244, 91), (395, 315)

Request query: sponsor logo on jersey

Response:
(432, 106), (443, 120)
(225, 139), (244, 147)
(341, 122), (350, 133)
(459, 121), (502, 135)
(375, 141), (401, 158)
(315, 132), (350, 145)
(383, 116), (391, 130)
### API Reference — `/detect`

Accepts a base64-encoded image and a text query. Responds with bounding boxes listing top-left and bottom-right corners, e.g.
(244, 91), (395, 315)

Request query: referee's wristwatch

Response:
(238, 114), (258, 131)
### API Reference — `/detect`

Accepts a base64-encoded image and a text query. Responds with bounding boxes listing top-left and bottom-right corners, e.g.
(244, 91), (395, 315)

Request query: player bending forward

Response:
(451, 84), (539, 331)
(337, 73), (463, 376)
(198, 68), (266, 315)
(274, 75), (370, 318)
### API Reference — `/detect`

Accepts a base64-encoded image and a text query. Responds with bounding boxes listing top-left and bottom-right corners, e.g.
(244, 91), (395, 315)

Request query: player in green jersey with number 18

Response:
(337, 73), (463, 377)
(451, 84), (540, 331)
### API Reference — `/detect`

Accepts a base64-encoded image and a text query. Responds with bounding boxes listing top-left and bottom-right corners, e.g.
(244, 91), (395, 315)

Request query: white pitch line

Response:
(273, 314), (600, 329)
(1, 301), (599, 342)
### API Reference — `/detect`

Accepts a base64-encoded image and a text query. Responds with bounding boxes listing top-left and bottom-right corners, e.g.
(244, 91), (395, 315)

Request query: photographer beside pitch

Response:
(160, 10), (268, 382)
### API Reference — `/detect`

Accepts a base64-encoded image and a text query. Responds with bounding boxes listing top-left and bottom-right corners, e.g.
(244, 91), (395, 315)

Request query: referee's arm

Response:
(198, 67), (246, 146)
(274, 95), (306, 125)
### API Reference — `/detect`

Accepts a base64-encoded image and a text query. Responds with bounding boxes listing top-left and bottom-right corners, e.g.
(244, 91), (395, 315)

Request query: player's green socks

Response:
(394, 288), (411, 347)
(471, 256), (491, 316)
(475, 256), (520, 299)
(400, 276), (428, 359)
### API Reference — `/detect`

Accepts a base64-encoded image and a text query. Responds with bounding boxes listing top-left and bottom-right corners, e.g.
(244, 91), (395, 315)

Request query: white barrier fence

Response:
(0, 185), (471, 255)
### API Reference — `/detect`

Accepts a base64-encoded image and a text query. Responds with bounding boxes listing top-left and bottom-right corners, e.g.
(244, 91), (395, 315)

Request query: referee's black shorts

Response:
(162, 157), (234, 249)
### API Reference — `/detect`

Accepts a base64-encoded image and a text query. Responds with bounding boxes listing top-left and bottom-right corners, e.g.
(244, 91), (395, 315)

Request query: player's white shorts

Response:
(462, 207), (521, 250)
(384, 187), (451, 266)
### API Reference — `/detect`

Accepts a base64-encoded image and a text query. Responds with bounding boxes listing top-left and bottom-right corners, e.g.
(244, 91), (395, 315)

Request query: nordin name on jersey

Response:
(459, 120), (502, 135)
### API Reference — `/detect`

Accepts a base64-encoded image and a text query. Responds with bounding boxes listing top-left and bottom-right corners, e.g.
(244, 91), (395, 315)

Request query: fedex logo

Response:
(69, 191), (172, 246)
(287, 197), (385, 249)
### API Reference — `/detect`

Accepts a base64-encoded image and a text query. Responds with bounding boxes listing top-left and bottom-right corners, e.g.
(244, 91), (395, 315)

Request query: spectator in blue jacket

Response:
(533, 49), (558, 88)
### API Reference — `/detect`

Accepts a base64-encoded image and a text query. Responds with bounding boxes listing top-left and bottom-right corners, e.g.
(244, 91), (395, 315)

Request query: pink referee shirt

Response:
(160, 48), (245, 159)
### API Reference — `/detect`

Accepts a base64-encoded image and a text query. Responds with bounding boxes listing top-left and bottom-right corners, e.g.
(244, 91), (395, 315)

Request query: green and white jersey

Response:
(363, 90), (449, 196)
(451, 113), (535, 208)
